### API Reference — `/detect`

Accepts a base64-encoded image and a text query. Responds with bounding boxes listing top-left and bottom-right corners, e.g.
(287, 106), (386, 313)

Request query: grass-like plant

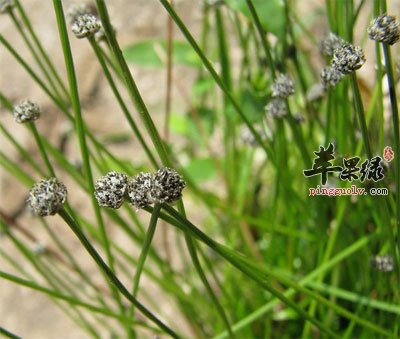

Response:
(1, 0), (399, 338)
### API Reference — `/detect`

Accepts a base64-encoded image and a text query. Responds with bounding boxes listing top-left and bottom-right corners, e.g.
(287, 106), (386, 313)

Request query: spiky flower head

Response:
(0, 0), (14, 14)
(370, 255), (394, 272)
(368, 14), (400, 45)
(28, 178), (67, 216)
(127, 172), (155, 209)
(151, 167), (186, 204)
(13, 100), (41, 123)
(319, 32), (345, 56)
(331, 43), (365, 74)
(271, 74), (295, 98)
(72, 14), (101, 39)
(265, 98), (287, 119)
(66, 3), (92, 24)
(320, 66), (344, 89)
(127, 168), (186, 209)
(94, 171), (128, 209)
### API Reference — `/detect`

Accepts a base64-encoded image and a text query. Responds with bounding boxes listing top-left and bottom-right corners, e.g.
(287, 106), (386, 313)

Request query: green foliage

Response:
(0, 0), (399, 338)
(123, 39), (201, 67)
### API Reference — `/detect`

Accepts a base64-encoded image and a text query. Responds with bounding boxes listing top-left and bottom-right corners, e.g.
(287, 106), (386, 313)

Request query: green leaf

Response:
(240, 89), (267, 123)
(169, 113), (189, 136)
(123, 40), (201, 67)
(183, 158), (217, 183)
(224, 0), (285, 38)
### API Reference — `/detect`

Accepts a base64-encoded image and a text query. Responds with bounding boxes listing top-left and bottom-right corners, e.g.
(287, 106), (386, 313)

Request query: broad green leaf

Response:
(169, 113), (189, 136)
(240, 89), (267, 123)
(123, 40), (201, 67)
(224, 0), (285, 38)
(183, 158), (217, 183)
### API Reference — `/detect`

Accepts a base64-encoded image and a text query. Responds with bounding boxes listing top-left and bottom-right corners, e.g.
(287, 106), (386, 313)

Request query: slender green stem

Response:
(9, 11), (66, 104)
(96, 0), (170, 167)
(131, 204), (161, 303)
(350, 72), (372, 158)
(245, 0), (275, 78)
(58, 209), (181, 338)
(0, 121), (45, 177)
(0, 326), (21, 339)
(185, 234), (235, 338)
(28, 123), (56, 177)
(0, 34), (68, 112)
(14, 0), (69, 98)
(162, 204), (338, 338)
(88, 37), (159, 168)
(0, 270), (127, 323)
(382, 43), (400, 282)
(52, 0), (129, 329)
(159, 0), (274, 161)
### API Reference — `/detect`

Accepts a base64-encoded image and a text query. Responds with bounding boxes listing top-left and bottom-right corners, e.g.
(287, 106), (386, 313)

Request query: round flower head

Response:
(0, 0), (14, 14)
(240, 126), (268, 147)
(368, 14), (400, 45)
(271, 74), (295, 98)
(127, 172), (155, 209)
(331, 43), (365, 74)
(151, 168), (186, 204)
(370, 255), (394, 272)
(13, 100), (41, 123)
(66, 3), (92, 24)
(265, 98), (287, 119)
(28, 178), (67, 216)
(94, 171), (128, 209)
(320, 66), (344, 89)
(319, 32), (345, 56)
(72, 14), (101, 39)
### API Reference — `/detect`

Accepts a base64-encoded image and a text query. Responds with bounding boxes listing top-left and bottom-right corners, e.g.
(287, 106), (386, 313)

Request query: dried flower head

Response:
(13, 100), (41, 123)
(319, 33), (345, 56)
(240, 126), (268, 147)
(0, 0), (14, 14)
(293, 112), (305, 124)
(306, 83), (325, 101)
(151, 167), (186, 204)
(271, 74), (295, 98)
(28, 178), (67, 216)
(94, 171), (128, 209)
(66, 3), (92, 24)
(72, 14), (101, 39)
(265, 98), (287, 119)
(368, 14), (400, 45)
(127, 172), (155, 209)
(370, 255), (394, 272)
(320, 66), (344, 89)
(331, 43), (365, 74)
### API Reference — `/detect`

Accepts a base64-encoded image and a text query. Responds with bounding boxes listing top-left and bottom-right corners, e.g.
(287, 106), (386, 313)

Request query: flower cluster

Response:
(71, 13), (101, 39)
(370, 255), (394, 272)
(265, 98), (287, 119)
(316, 33), (365, 92)
(368, 14), (400, 45)
(13, 100), (41, 123)
(320, 66), (344, 89)
(271, 74), (295, 98)
(94, 168), (186, 210)
(28, 178), (67, 216)
(0, 0), (14, 14)
(94, 171), (128, 209)
(319, 32), (345, 56)
(240, 126), (269, 147)
(331, 43), (365, 74)
(66, 3), (93, 24)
